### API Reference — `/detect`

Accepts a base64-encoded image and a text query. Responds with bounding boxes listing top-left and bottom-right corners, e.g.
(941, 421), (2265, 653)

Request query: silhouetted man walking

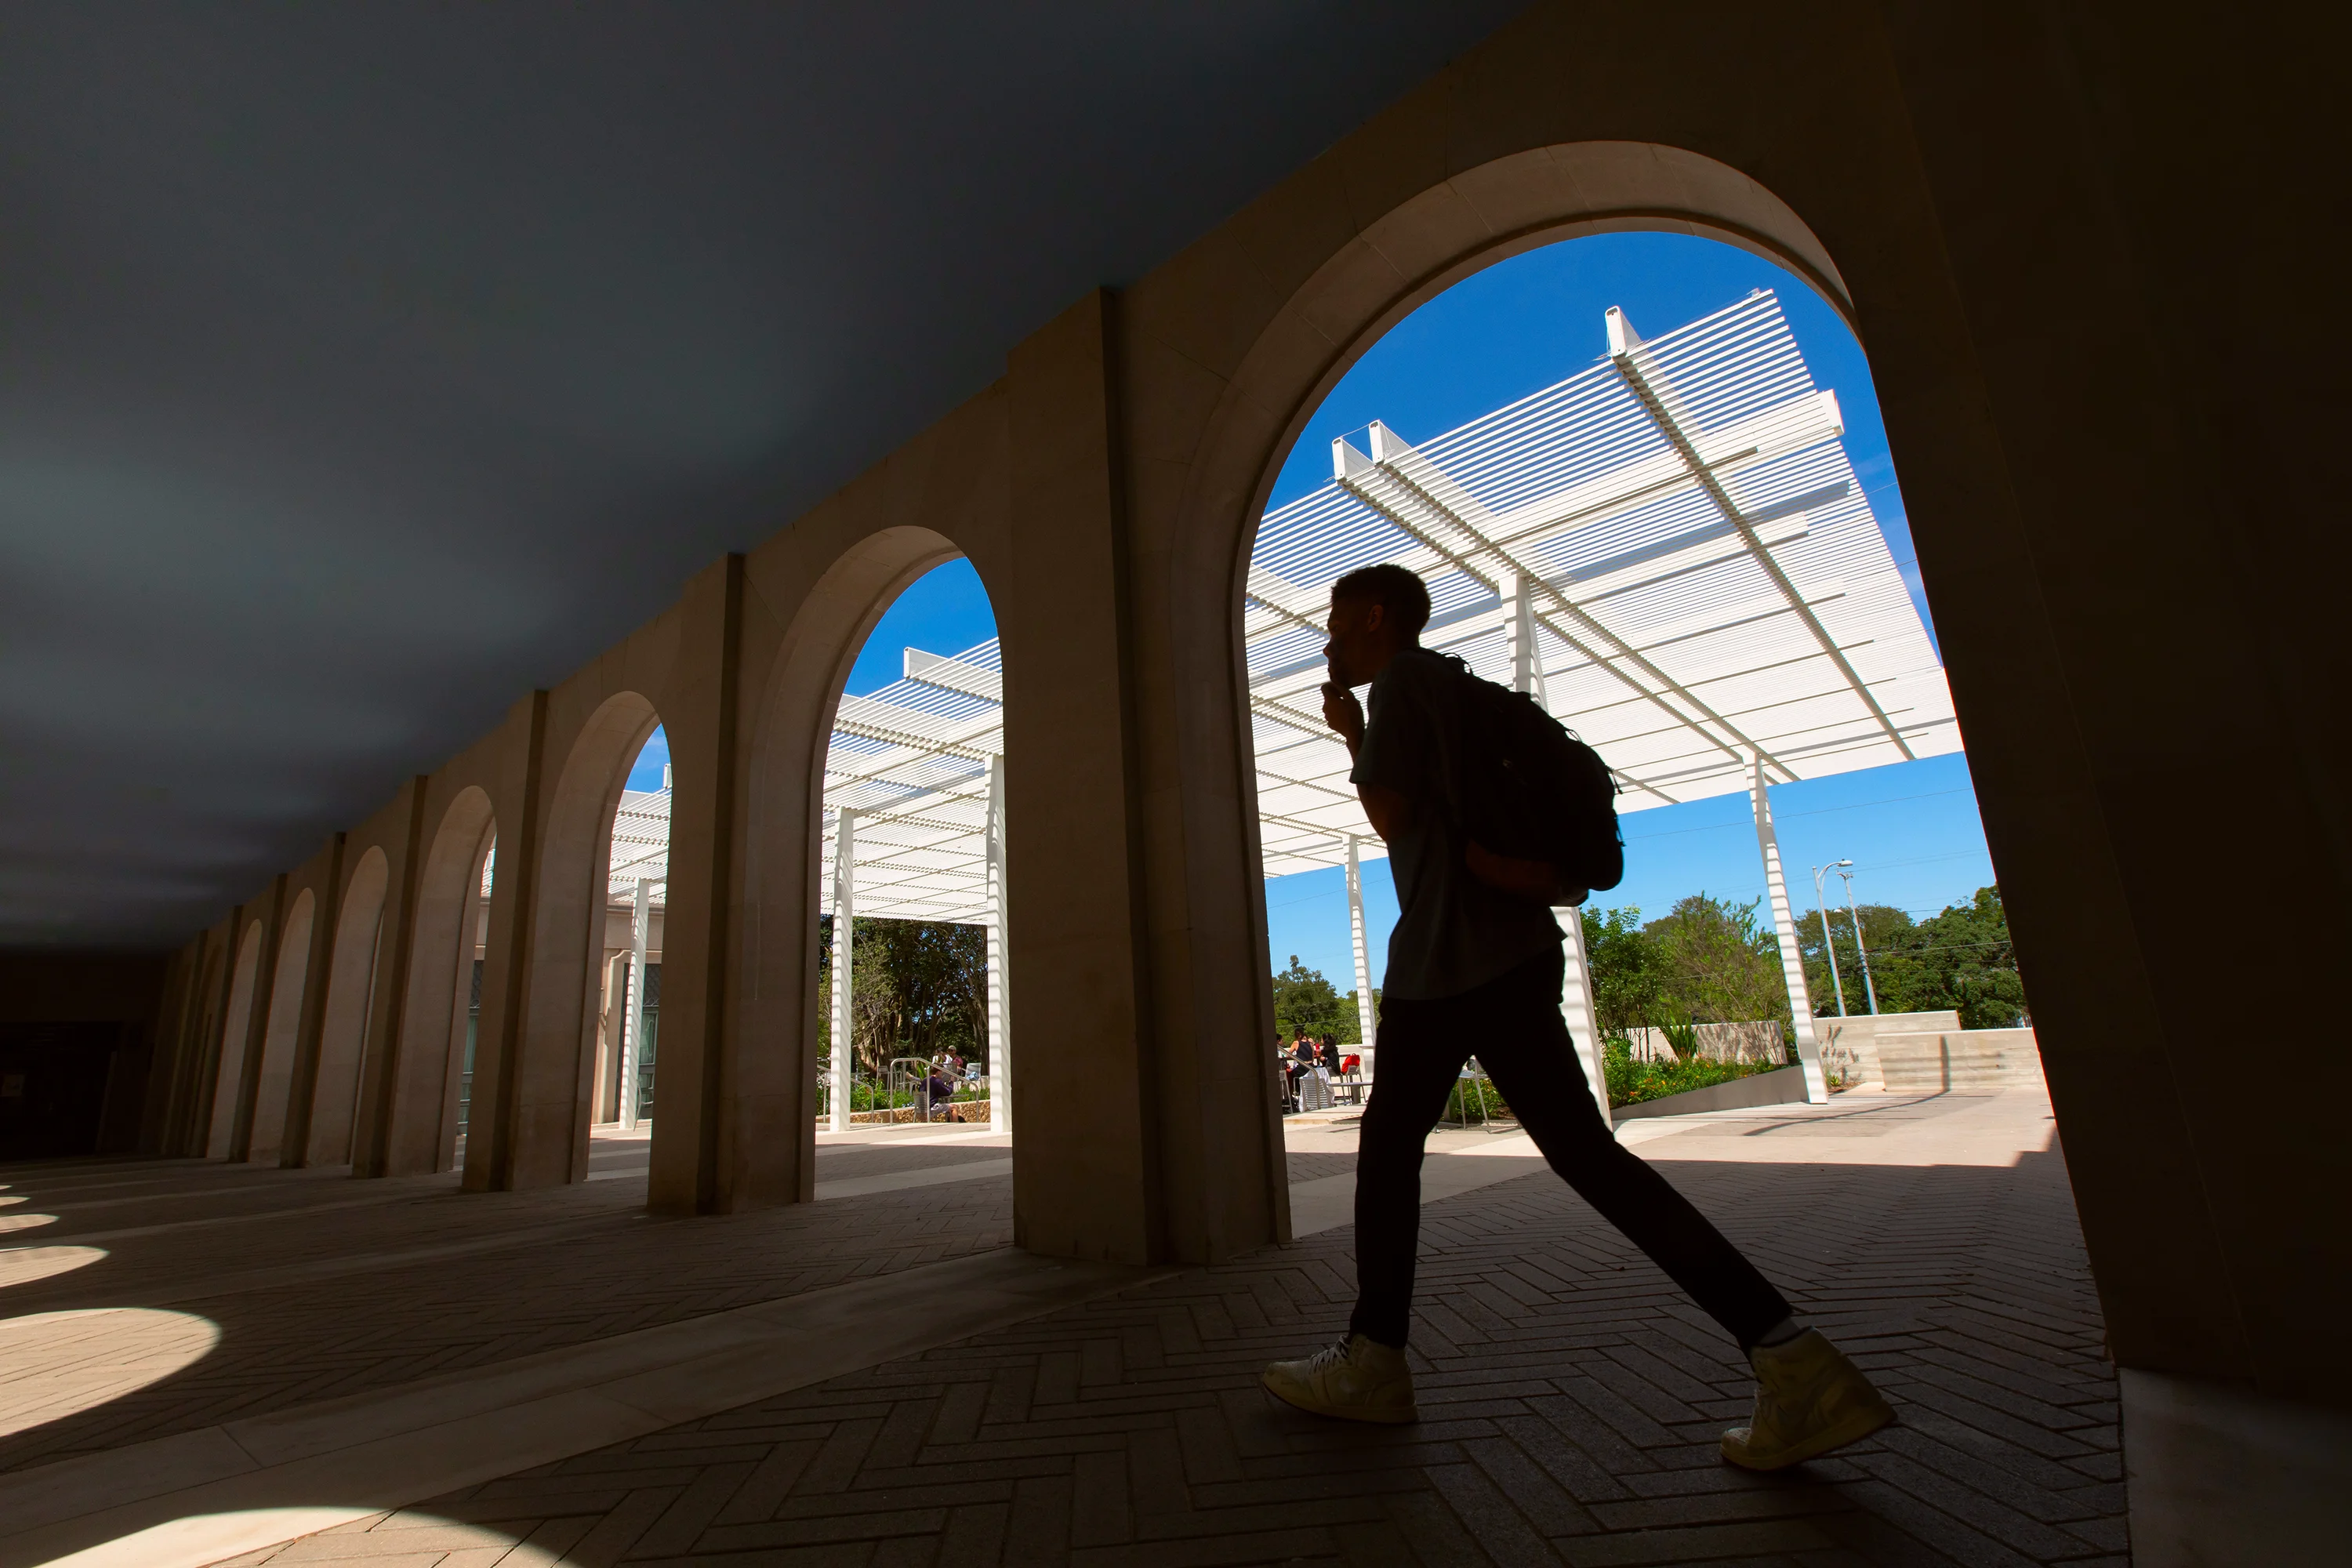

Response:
(1261, 563), (1893, 1472)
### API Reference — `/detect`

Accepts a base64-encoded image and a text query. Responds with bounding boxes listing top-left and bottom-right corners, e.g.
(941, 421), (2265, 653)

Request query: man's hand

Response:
(1325, 680), (1409, 841)
(1320, 681), (1365, 750)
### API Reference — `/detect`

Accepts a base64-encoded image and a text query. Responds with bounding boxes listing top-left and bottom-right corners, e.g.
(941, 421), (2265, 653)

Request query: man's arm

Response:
(1322, 681), (1412, 840)
(1328, 678), (1571, 902)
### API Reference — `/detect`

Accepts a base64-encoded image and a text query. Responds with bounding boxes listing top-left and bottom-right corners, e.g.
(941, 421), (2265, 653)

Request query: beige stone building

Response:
(2, 5), (2341, 1560)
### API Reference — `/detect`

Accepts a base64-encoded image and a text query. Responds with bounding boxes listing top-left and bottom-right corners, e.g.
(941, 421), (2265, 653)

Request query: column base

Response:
(2122, 1367), (2352, 1566)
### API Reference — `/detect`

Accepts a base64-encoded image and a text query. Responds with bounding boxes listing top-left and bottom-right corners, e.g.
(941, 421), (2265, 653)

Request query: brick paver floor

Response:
(0, 1127), (1022, 1472)
(0, 1127), (1363, 1478)
(237, 1089), (2125, 1566)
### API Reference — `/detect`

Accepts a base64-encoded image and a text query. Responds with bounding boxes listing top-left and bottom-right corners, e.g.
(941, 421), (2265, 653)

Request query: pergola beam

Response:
(1605, 309), (1914, 760)
(1338, 426), (1796, 782)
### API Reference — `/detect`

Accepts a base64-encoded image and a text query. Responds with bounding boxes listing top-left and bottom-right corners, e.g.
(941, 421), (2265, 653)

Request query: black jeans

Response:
(1349, 950), (1791, 1350)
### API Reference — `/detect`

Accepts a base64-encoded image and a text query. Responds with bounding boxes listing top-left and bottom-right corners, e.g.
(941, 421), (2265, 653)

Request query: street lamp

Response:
(1810, 860), (1851, 1017)
(1834, 862), (1882, 1015)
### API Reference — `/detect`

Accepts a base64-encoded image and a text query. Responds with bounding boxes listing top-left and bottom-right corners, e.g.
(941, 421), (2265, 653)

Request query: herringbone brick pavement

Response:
(244, 1093), (2124, 1566)
(0, 1136), (1021, 1474)
(0, 1134), (1354, 1477)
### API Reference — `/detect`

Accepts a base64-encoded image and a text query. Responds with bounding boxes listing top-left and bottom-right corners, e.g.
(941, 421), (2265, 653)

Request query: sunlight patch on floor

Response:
(0, 1245), (107, 1291)
(0, 1307), (219, 1439)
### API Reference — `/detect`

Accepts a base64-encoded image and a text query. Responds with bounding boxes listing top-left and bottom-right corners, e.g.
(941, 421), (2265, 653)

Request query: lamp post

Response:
(1835, 863), (1881, 1015)
(1810, 860), (1851, 1017)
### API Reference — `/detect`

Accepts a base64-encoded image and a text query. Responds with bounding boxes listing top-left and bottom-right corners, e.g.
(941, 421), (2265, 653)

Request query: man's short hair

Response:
(1330, 563), (1432, 637)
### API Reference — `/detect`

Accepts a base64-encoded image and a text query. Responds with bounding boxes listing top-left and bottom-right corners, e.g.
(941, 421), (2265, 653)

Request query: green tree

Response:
(1798, 901), (1915, 1016)
(1795, 886), (2028, 1029)
(1882, 887), (2027, 1029)
(1646, 893), (1788, 1025)
(818, 914), (989, 1081)
(1581, 906), (1666, 1040)
(1270, 955), (1356, 1043)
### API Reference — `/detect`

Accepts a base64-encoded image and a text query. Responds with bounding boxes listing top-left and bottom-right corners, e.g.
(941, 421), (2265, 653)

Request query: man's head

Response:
(1323, 563), (1430, 687)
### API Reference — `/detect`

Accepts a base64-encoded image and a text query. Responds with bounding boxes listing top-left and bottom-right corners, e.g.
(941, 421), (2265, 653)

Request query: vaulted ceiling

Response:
(0, 2), (1523, 946)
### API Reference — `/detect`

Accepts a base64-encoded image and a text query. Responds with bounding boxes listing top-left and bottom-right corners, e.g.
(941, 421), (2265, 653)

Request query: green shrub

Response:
(1602, 1036), (1784, 1108)
(1443, 1077), (1512, 1123)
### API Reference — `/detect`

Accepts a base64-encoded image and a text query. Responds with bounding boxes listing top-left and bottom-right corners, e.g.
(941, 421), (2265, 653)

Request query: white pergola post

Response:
(828, 807), (856, 1133)
(1507, 571), (1548, 707)
(1553, 902), (1611, 1128)
(985, 755), (1011, 1136)
(1345, 835), (1377, 1064)
(1750, 757), (1828, 1103)
(618, 877), (651, 1131)
(1510, 570), (1602, 1122)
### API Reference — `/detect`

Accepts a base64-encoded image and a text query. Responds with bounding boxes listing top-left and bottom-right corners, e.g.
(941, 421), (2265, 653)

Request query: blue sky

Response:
(633, 233), (1995, 987)
(622, 558), (996, 791)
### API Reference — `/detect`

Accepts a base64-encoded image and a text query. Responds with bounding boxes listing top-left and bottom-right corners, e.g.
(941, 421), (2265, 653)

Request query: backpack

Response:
(1432, 654), (1624, 902)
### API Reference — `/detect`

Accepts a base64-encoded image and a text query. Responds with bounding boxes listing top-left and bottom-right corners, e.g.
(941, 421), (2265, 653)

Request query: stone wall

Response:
(1813, 1011), (1962, 1088)
(1624, 1020), (1787, 1066)
(1877, 1029), (2045, 1094)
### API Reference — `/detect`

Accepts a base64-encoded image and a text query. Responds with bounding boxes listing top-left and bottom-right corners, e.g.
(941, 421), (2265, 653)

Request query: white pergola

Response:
(619, 288), (1959, 1127)
(603, 781), (671, 1128)
(1247, 289), (1957, 1109)
(811, 646), (1008, 1131)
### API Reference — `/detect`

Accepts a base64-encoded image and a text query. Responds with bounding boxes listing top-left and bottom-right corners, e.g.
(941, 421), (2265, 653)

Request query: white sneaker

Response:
(1261, 1334), (1417, 1424)
(1720, 1329), (1895, 1470)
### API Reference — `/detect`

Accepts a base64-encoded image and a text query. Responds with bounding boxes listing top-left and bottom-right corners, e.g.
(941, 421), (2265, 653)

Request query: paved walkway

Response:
(0, 1125), (1024, 1475)
(0, 1090), (2124, 1566)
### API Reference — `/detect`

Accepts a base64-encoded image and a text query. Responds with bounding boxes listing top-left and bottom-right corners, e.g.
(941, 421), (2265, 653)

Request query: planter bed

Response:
(1609, 1064), (1809, 1121)
(818, 1101), (993, 1127)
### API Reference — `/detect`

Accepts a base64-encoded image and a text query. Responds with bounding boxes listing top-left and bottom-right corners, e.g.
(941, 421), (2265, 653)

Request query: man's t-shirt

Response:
(1351, 648), (1562, 1000)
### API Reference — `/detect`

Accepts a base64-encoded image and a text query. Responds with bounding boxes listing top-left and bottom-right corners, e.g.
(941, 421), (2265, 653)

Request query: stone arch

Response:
(163, 935), (227, 1156)
(203, 919), (266, 1158)
(245, 887), (317, 1163)
(304, 846), (389, 1167)
(1192, 143), (1851, 619)
(488, 690), (659, 1189)
(380, 786), (494, 1177)
(739, 527), (967, 1204)
(1107, 142), (1868, 1257)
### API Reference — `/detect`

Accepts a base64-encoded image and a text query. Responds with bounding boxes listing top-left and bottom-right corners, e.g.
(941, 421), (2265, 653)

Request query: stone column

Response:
(1002, 291), (1180, 1263)
(1750, 757), (1828, 1103)
(1346, 836), (1377, 1062)
(829, 807), (855, 1134)
(281, 834), (349, 1165)
(349, 778), (429, 1179)
(985, 755), (1011, 1137)
(226, 876), (288, 1161)
(463, 691), (550, 1194)
(138, 942), (201, 1156)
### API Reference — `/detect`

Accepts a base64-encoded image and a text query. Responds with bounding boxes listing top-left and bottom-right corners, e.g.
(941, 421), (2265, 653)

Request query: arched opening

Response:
(162, 938), (226, 1156)
(480, 691), (660, 1190)
(1236, 220), (1999, 1131)
(244, 887), (317, 1163)
(578, 721), (672, 1190)
(815, 557), (1005, 1152)
(735, 526), (1009, 1210)
(303, 847), (390, 1167)
(376, 787), (493, 1178)
(201, 920), (264, 1158)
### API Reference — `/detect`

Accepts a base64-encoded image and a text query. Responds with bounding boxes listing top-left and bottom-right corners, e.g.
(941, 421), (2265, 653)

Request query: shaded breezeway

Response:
(0, 1085), (2122, 1565)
